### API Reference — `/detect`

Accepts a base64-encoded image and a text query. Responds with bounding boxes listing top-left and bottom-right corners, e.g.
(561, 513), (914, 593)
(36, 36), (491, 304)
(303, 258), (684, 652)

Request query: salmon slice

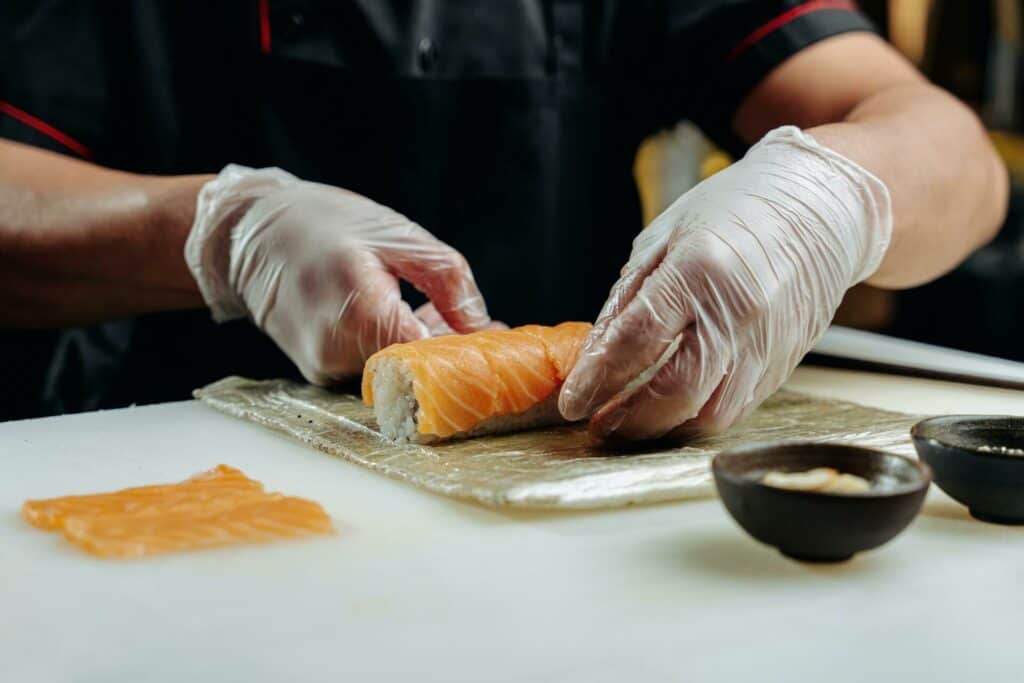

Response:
(22, 464), (263, 531)
(63, 496), (334, 559)
(23, 465), (334, 559)
(363, 321), (592, 440)
(519, 323), (591, 379)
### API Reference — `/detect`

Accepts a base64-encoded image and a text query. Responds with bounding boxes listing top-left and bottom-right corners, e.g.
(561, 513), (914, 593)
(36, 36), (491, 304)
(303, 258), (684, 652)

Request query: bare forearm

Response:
(808, 83), (1008, 288)
(733, 34), (1008, 290)
(0, 140), (211, 327)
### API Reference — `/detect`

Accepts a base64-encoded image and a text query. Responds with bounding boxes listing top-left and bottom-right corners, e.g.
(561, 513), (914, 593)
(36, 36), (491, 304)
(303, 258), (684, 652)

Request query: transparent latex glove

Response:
(413, 302), (509, 336)
(185, 165), (491, 384)
(559, 127), (892, 441)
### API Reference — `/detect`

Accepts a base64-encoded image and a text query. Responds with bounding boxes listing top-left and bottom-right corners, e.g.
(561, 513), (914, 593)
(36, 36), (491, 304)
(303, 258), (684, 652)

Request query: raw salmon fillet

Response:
(22, 464), (263, 531)
(63, 496), (334, 559)
(362, 322), (592, 442)
(23, 465), (334, 558)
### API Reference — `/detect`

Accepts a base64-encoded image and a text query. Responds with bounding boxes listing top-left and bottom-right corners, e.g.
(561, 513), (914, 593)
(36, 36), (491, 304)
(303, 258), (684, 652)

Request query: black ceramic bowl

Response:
(713, 442), (931, 563)
(912, 415), (1024, 525)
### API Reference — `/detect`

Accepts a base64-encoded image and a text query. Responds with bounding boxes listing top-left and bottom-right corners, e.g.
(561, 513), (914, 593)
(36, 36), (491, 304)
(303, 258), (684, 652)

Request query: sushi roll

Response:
(362, 322), (591, 443)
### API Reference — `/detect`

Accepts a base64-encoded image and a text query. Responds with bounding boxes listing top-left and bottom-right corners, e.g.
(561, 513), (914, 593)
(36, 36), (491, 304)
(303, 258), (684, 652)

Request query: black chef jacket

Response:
(0, 1), (874, 416)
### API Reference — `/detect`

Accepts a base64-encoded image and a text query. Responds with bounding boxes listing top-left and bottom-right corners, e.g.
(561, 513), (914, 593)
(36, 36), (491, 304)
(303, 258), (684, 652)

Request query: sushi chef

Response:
(0, 2), (1007, 438)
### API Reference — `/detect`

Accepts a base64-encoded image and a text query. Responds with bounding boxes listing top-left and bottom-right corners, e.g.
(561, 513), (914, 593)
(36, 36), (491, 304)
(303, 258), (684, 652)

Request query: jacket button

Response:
(418, 37), (437, 73)
(276, 7), (306, 39)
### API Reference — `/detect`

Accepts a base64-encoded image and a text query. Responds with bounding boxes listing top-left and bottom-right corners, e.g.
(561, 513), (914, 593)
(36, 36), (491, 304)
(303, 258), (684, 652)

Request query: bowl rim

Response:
(911, 415), (1024, 462)
(712, 440), (932, 499)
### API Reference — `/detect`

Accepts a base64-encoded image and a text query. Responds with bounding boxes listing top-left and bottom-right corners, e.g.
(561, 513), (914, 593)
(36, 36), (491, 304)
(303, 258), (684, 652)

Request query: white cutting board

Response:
(3, 367), (1024, 683)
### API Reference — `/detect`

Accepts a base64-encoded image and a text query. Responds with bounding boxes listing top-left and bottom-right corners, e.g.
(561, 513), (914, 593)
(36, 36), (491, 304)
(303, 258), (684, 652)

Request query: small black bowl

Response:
(713, 442), (931, 563)
(912, 415), (1024, 525)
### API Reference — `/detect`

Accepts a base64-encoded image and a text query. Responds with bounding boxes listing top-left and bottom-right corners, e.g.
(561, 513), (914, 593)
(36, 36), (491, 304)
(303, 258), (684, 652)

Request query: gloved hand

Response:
(559, 126), (892, 441)
(185, 165), (491, 384)
(413, 302), (509, 336)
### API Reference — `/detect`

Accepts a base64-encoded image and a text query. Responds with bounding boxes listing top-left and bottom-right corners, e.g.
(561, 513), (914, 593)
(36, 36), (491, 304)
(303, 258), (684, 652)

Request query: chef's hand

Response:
(559, 127), (892, 441)
(413, 302), (509, 336)
(185, 165), (491, 384)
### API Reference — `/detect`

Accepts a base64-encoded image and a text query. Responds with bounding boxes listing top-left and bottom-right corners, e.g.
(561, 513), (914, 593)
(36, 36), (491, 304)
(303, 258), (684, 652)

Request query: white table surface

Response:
(3, 366), (1024, 683)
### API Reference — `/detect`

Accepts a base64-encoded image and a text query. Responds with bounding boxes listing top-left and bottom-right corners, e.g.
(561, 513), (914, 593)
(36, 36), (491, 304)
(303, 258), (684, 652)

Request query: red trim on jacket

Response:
(0, 100), (93, 160)
(259, 0), (272, 54)
(726, 0), (857, 63)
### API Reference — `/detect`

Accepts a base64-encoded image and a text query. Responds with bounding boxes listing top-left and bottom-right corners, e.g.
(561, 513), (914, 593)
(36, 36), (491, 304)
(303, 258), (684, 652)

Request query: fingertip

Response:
(557, 342), (613, 420)
(586, 383), (650, 439)
(413, 301), (443, 324)
(557, 378), (593, 422)
(383, 302), (431, 349)
(418, 297), (502, 336)
(557, 386), (578, 421)
(300, 366), (333, 387)
(588, 407), (628, 440)
(441, 252), (492, 331)
(404, 314), (431, 341)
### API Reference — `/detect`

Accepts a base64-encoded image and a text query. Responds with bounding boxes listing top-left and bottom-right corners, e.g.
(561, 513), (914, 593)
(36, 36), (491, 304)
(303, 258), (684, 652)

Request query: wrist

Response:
(757, 126), (893, 285)
(145, 174), (214, 302)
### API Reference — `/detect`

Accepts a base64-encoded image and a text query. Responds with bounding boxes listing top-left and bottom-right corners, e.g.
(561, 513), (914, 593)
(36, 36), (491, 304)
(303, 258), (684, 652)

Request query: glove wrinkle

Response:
(185, 165), (490, 384)
(560, 125), (893, 441)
